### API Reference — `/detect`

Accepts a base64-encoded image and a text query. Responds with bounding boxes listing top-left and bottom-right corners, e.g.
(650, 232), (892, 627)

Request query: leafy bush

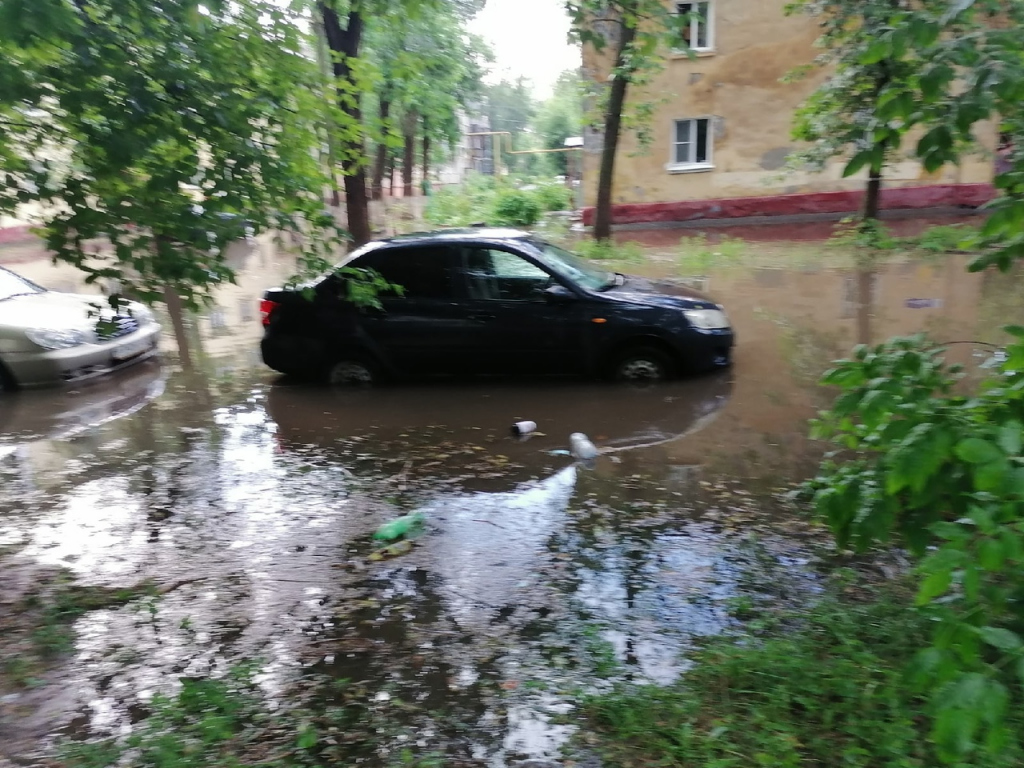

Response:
(491, 188), (542, 227)
(909, 224), (971, 253)
(583, 580), (1022, 768)
(805, 330), (1024, 763)
(534, 182), (573, 212)
(829, 216), (899, 251)
(424, 173), (498, 227)
(425, 175), (572, 228)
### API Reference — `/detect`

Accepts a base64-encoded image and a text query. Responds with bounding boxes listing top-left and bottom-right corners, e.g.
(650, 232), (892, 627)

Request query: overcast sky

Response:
(468, 0), (581, 99)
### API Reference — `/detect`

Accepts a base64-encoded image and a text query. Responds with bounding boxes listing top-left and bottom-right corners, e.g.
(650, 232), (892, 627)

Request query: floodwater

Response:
(1, 228), (1022, 765)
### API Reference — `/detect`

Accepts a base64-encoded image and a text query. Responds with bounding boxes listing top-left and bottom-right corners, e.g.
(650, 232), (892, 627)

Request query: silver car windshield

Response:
(529, 239), (615, 292)
(0, 268), (43, 302)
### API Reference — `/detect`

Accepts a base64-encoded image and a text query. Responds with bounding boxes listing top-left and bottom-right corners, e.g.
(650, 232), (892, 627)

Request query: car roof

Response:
(375, 228), (533, 248)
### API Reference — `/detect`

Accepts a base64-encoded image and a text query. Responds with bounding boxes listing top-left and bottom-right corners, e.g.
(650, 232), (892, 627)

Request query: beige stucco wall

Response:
(582, 0), (998, 207)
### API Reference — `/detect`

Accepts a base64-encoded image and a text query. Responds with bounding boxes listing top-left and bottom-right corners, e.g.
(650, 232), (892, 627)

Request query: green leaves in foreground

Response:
(0, 0), (346, 311)
(806, 331), (1024, 762)
(585, 582), (1024, 767)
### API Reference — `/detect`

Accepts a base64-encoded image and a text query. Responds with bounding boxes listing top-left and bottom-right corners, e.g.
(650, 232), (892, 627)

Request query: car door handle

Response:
(469, 313), (496, 322)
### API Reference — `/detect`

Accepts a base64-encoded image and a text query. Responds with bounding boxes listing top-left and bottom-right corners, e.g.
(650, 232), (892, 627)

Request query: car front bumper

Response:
(2, 323), (162, 389)
(679, 327), (734, 369)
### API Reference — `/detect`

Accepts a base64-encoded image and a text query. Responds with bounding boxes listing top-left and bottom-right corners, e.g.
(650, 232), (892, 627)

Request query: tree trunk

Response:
(855, 166), (883, 344)
(864, 167), (882, 221)
(312, 16), (342, 208)
(372, 97), (391, 201)
(162, 284), (193, 372)
(402, 110), (417, 198)
(422, 125), (430, 193)
(386, 151), (397, 197)
(593, 21), (637, 242)
(319, 2), (371, 246)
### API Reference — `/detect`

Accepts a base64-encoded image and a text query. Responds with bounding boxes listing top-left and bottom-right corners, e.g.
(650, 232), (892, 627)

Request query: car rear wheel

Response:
(609, 346), (674, 383)
(326, 355), (379, 387)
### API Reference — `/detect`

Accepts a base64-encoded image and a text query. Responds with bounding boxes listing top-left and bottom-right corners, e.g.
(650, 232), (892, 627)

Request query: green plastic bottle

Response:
(373, 512), (425, 541)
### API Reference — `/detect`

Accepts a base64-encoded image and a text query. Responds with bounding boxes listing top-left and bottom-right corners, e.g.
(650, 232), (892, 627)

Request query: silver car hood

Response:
(0, 292), (114, 330)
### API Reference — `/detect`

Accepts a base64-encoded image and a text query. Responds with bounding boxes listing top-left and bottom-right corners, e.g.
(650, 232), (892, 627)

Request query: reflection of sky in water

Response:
(416, 465), (578, 627)
(22, 477), (146, 580)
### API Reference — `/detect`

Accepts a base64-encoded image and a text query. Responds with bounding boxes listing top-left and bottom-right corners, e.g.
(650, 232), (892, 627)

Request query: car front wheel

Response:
(609, 346), (674, 383)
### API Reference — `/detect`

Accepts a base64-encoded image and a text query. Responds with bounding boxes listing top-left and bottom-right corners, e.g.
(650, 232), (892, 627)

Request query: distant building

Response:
(436, 110), (494, 185)
(581, 0), (998, 227)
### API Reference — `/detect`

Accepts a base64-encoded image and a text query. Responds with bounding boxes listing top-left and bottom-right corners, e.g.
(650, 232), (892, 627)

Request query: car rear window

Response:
(0, 268), (43, 302)
(354, 247), (455, 300)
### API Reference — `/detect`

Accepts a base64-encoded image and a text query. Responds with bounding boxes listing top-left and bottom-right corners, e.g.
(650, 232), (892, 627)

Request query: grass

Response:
(60, 665), (282, 768)
(667, 223), (981, 278)
(581, 578), (1024, 768)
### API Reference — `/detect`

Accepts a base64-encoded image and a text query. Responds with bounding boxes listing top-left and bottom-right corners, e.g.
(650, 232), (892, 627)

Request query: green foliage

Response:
(363, 3), (491, 167)
(805, 331), (1024, 762)
(60, 664), (273, 768)
(912, 225), (971, 254)
(0, 0), (344, 311)
(533, 69), (583, 176)
(586, 579), (1024, 767)
(480, 77), (537, 174)
(424, 175), (571, 228)
(786, 0), (1024, 273)
(534, 182), (573, 213)
(491, 189), (543, 228)
(787, 0), (955, 183)
(424, 173), (497, 227)
(828, 217), (899, 252)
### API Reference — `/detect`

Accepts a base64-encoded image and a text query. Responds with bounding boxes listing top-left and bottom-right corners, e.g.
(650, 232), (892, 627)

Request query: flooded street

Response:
(2, 229), (1022, 766)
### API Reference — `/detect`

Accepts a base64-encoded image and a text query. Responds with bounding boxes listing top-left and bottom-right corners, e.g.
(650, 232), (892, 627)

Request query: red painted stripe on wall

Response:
(580, 183), (995, 227)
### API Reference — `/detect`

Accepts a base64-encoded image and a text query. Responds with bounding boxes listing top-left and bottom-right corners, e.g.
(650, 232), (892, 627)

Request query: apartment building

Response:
(580, 0), (998, 226)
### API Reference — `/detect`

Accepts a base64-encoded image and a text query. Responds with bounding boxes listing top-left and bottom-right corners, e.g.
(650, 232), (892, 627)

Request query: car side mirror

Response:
(544, 284), (576, 304)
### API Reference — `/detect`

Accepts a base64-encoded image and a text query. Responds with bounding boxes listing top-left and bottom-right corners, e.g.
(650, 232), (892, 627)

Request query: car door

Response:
(454, 245), (588, 375)
(351, 245), (472, 376)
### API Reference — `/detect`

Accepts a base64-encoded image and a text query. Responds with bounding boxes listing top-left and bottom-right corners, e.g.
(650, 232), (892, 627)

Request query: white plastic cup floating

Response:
(569, 432), (600, 461)
(511, 420), (538, 436)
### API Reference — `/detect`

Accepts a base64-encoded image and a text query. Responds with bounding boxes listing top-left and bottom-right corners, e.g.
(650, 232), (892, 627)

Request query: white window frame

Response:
(667, 117), (714, 173)
(675, 1), (715, 53)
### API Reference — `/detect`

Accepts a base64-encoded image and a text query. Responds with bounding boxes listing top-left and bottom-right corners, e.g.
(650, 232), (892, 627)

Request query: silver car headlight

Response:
(683, 308), (731, 330)
(25, 328), (91, 350)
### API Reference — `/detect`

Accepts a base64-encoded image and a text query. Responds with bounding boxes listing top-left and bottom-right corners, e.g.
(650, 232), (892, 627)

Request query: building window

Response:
(670, 118), (713, 171)
(676, 2), (713, 52)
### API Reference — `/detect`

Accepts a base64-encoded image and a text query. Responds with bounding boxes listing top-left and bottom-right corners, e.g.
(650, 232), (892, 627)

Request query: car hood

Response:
(0, 291), (111, 330)
(601, 276), (721, 310)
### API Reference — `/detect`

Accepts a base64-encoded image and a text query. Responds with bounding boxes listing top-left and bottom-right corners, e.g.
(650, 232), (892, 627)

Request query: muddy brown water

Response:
(1, 229), (1022, 765)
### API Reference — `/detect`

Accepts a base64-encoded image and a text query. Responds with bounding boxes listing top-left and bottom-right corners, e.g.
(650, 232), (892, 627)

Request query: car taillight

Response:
(259, 299), (280, 327)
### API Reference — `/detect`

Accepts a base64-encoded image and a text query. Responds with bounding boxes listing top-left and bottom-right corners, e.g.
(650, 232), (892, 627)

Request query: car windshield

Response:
(0, 268), (43, 302)
(528, 239), (616, 292)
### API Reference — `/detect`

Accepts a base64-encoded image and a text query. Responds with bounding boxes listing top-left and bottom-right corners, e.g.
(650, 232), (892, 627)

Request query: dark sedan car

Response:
(259, 229), (734, 385)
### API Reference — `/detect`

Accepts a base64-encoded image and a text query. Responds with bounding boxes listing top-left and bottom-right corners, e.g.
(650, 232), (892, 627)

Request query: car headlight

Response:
(25, 328), (91, 350)
(683, 308), (731, 330)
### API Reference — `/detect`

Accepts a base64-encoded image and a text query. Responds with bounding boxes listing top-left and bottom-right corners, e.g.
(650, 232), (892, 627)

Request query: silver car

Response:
(0, 266), (161, 391)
